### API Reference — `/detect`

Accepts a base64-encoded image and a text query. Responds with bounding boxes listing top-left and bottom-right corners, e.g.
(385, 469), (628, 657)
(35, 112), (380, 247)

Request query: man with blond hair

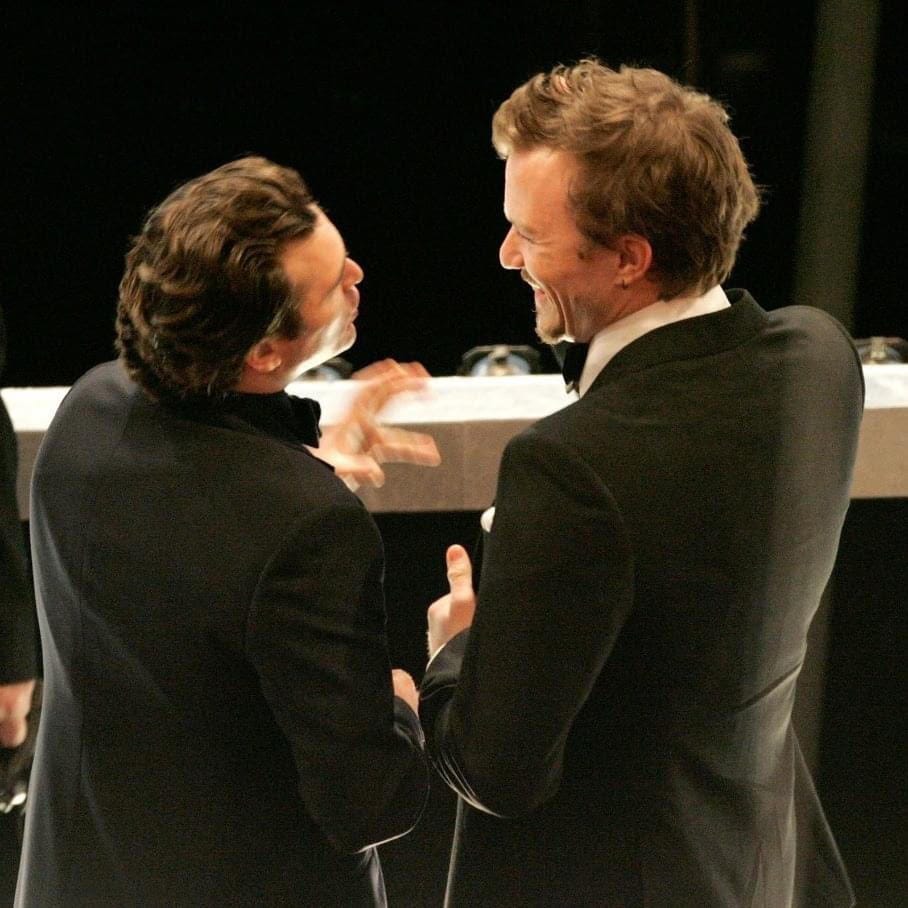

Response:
(422, 61), (860, 906)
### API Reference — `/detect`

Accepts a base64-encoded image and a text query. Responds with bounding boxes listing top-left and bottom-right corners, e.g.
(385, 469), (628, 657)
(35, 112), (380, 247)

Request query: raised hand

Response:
(426, 544), (477, 658)
(313, 359), (441, 489)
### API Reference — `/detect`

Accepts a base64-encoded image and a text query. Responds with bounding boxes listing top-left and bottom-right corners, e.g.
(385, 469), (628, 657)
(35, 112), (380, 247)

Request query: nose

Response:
(499, 227), (522, 270)
(345, 256), (364, 287)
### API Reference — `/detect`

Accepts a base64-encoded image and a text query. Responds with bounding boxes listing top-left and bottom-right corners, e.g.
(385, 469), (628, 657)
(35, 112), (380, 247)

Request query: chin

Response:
(534, 318), (566, 346)
(337, 326), (356, 355)
(534, 303), (567, 345)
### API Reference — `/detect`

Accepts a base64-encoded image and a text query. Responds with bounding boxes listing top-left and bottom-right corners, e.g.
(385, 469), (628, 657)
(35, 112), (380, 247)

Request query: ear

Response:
(614, 234), (653, 287)
(243, 338), (283, 375)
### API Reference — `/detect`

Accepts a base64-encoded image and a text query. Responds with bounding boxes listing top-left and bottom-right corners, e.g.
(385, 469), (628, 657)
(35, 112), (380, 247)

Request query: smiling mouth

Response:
(527, 281), (546, 301)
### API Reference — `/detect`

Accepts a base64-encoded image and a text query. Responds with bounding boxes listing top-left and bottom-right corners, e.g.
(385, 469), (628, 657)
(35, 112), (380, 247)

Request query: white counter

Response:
(4, 366), (907, 517)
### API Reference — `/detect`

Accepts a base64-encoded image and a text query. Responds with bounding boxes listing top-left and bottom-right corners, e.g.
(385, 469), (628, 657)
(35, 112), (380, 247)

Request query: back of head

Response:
(492, 59), (761, 298)
(116, 156), (317, 399)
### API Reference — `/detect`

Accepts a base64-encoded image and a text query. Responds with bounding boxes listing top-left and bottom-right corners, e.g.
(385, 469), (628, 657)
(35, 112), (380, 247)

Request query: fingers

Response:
(348, 361), (433, 421)
(317, 359), (440, 485)
(369, 428), (441, 466)
(350, 359), (406, 382)
(426, 546), (477, 657)
(351, 373), (431, 424)
(330, 371), (430, 456)
(350, 359), (395, 381)
(0, 717), (28, 749)
(0, 680), (34, 749)
(426, 592), (452, 658)
(350, 362), (432, 413)
(336, 454), (386, 488)
(392, 668), (417, 690)
(446, 544), (474, 600)
(352, 360), (431, 382)
(391, 668), (419, 714)
(398, 361), (431, 379)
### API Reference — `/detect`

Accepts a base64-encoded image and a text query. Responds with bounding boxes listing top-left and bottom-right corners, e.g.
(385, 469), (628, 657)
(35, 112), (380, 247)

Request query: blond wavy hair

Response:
(492, 60), (761, 298)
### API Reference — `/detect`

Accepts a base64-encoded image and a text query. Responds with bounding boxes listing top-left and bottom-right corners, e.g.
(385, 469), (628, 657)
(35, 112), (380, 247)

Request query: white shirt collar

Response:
(577, 285), (731, 396)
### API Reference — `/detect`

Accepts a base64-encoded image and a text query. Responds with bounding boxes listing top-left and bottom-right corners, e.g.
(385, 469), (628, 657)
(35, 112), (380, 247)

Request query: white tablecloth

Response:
(4, 366), (907, 517)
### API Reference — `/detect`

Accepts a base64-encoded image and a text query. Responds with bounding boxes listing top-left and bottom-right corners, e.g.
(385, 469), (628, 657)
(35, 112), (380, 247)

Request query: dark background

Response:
(6, 3), (907, 906)
(6, 2), (906, 385)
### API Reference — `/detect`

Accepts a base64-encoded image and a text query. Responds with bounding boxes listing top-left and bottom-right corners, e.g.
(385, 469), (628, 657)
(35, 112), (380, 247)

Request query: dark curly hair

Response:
(493, 60), (761, 298)
(115, 156), (317, 399)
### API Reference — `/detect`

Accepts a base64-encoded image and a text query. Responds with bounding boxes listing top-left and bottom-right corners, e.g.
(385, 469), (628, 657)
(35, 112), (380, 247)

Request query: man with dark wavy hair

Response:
(18, 156), (437, 907)
(421, 61), (860, 906)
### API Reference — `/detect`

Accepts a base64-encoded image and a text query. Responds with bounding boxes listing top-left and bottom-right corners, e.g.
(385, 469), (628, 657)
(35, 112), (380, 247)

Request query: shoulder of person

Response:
(769, 304), (858, 349)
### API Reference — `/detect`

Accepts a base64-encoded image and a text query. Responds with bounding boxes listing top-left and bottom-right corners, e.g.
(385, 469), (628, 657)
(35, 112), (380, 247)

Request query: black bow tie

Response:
(285, 395), (323, 447)
(561, 342), (590, 393)
(217, 392), (322, 447)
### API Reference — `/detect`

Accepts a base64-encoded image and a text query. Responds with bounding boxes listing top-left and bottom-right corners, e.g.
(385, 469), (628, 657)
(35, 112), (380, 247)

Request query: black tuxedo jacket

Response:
(17, 361), (428, 907)
(421, 292), (861, 907)
(0, 397), (34, 687)
(0, 308), (36, 686)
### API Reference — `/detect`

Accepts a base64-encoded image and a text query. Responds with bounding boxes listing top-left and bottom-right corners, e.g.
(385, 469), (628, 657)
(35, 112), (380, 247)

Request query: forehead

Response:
(279, 209), (345, 296)
(503, 147), (578, 228)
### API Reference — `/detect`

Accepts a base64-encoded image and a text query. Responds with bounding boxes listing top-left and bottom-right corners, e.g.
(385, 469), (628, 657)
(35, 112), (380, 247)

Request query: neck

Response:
(233, 369), (286, 394)
(582, 285), (660, 341)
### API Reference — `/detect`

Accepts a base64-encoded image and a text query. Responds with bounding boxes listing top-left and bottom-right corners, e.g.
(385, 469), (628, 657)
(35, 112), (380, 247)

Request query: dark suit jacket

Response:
(17, 361), (429, 907)
(0, 307), (37, 907)
(421, 292), (861, 907)
(0, 308), (36, 686)
(0, 399), (35, 687)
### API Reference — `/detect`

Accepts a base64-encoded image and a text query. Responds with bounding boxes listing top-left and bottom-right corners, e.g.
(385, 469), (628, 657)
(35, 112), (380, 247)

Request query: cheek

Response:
(316, 303), (351, 349)
(545, 265), (581, 301)
(306, 298), (340, 334)
(528, 256), (561, 291)
(331, 301), (351, 332)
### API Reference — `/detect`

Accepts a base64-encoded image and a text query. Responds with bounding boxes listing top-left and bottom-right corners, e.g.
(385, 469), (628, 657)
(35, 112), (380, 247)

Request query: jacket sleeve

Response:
(420, 428), (634, 817)
(0, 397), (36, 684)
(246, 499), (428, 853)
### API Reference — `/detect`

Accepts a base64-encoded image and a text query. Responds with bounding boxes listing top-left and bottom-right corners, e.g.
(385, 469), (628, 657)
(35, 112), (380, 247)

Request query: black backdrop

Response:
(8, 4), (907, 386)
(6, 1), (855, 386)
